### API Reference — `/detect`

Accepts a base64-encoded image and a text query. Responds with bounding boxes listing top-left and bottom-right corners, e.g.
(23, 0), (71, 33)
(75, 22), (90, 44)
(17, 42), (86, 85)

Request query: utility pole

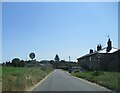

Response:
(69, 56), (70, 62)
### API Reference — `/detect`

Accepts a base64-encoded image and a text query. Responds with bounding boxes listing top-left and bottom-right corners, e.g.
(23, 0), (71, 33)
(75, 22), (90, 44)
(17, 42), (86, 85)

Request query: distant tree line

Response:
(2, 58), (37, 67)
(2, 58), (78, 70)
(2, 54), (78, 70)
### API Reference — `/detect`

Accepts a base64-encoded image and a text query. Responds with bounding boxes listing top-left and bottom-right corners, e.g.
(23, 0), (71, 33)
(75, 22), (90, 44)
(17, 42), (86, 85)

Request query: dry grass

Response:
(2, 67), (53, 91)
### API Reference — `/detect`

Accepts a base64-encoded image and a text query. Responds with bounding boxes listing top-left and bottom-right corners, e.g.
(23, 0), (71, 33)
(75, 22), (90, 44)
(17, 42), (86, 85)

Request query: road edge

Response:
(25, 70), (54, 91)
(64, 70), (112, 91)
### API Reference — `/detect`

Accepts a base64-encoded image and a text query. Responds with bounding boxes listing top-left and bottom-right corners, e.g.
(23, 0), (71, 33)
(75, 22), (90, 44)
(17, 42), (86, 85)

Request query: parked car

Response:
(69, 66), (86, 73)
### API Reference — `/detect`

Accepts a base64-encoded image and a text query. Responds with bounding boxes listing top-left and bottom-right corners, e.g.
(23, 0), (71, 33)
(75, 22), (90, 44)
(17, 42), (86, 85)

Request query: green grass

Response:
(2, 67), (53, 91)
(0, 66), (2, 81)
(0, 66), (2, 92)
(72, 71), (120, 91)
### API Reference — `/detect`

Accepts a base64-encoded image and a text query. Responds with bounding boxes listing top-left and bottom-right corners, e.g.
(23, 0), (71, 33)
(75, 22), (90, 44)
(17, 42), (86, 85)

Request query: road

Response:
(34, 69), (111, 91)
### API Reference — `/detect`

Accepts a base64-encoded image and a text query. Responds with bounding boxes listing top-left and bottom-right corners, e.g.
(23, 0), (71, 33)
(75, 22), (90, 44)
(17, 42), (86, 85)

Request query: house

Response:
(77, 38), (120, 71)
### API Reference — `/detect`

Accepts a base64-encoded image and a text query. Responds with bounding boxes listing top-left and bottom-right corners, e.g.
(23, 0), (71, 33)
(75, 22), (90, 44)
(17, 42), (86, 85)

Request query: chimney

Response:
(90, 49), (93, 54)
(99, 44), (102, 50)
(97, 44), (102, 51)
(107, 38), (112, 52)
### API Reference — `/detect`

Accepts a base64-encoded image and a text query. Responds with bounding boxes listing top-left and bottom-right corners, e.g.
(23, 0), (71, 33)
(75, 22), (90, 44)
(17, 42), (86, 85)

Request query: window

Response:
(89, 57), (91, 61)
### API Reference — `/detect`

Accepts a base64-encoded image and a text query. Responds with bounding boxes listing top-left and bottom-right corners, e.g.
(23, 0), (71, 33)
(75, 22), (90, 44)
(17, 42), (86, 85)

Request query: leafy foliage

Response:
(54, 54), (60, 62)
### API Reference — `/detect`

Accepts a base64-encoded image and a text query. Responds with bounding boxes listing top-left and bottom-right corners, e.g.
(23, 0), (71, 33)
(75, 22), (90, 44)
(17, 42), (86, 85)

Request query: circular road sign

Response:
(29, 52), (35, 60)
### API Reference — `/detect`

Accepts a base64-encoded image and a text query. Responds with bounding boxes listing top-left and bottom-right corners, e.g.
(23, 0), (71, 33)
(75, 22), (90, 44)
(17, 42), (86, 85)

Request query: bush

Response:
(92, 71), (100, 76)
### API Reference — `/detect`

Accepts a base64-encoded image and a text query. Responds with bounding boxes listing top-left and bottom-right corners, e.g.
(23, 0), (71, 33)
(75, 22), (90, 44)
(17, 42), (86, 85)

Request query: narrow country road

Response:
(34, 69), (111, 91)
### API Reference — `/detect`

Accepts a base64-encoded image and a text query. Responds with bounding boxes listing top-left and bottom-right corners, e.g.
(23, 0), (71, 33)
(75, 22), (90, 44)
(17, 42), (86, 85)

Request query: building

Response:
(77, 38), (120, 71)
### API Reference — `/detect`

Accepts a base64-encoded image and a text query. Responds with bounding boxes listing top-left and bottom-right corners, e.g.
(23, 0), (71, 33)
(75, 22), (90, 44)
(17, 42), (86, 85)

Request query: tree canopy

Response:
(54, 54), (60, 62)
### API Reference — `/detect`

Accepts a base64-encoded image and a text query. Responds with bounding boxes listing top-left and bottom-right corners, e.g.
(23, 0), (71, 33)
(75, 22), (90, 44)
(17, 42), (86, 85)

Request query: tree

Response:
(11, 58), (20, 67)
(60, 60), (66, 63)
(2, 62), (5, 66)
(54, 54), (60, 62)
(6, 61), (11, 66)
(20, 60), (25, 67)
(49, 60), (54, 64)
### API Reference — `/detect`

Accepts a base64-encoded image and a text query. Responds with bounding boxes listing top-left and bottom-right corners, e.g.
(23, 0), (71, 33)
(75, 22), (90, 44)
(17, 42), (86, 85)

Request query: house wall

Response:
(100, 51), (119, 71)
(78, 50), (120, 71)
(78, 54), (98, 71)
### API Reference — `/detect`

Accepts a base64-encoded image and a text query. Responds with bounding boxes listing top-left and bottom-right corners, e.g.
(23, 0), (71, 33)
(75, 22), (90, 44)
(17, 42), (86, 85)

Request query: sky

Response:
(1, 0), (120, 2)
(2, 2), (118, 63)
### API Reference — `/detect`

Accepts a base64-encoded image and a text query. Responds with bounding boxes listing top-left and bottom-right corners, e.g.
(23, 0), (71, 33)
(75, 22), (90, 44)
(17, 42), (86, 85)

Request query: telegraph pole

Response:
(69, 56), (70, 62)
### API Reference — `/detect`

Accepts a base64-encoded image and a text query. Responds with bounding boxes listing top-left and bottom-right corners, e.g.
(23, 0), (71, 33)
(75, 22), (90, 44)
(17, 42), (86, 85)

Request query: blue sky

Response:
(2, 2), (118, 62)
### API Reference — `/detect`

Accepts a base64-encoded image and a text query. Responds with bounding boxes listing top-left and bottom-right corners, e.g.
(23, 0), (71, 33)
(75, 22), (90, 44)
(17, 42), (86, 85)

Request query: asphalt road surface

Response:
(34, 69), (111, 91)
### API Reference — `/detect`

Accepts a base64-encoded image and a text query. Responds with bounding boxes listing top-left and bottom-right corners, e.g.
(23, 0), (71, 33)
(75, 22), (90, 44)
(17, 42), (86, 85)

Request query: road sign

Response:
(29, 52), (35, 60)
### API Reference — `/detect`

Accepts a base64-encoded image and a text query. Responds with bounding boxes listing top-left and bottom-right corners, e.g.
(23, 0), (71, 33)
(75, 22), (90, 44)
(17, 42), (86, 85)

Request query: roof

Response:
(77, 47), (119, 60)
(98, 47), (118, 53)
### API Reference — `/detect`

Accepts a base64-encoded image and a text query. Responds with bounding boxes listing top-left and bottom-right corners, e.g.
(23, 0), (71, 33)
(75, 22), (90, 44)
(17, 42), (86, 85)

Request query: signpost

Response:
(29, 52), (35, 60)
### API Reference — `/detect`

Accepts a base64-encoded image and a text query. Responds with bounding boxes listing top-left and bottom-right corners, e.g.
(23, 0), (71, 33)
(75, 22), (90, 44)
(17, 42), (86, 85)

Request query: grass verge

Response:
(71, 71), (120, 91)
(0, 65), (2, 92)
(2, 67), (53, 91)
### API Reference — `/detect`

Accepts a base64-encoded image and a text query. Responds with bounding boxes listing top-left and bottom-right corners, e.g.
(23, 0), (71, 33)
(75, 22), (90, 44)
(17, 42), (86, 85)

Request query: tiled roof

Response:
(77, 47), (119, 60)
